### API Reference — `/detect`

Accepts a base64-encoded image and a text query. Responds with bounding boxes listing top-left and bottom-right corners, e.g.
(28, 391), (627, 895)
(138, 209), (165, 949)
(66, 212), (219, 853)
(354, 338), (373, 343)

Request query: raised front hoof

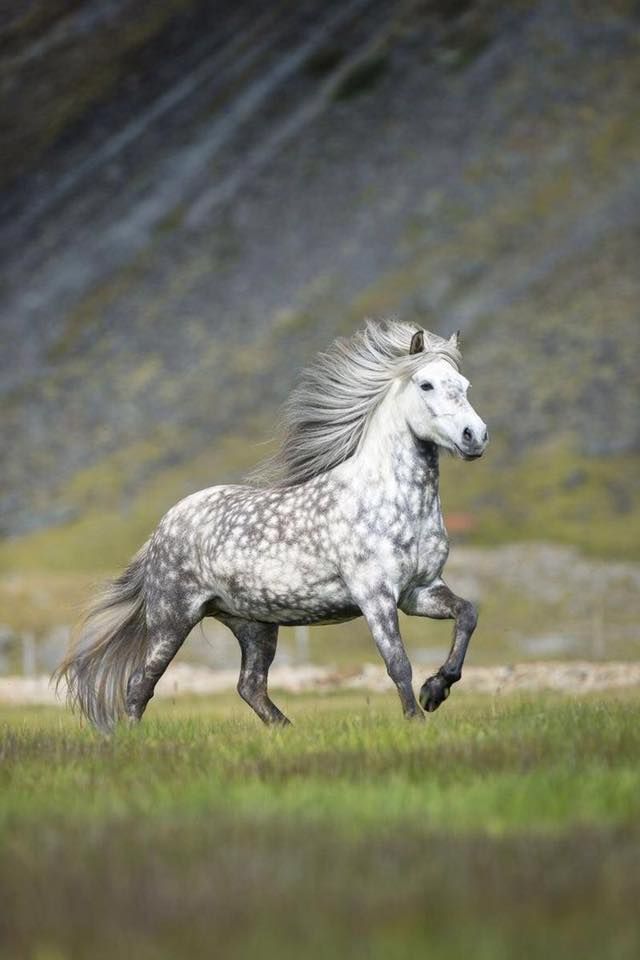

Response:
(419, 674), (450, 713)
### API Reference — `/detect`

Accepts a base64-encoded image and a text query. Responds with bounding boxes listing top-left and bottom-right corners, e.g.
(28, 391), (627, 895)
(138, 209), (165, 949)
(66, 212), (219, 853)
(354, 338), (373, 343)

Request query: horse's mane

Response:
(250, 319), (462, 488)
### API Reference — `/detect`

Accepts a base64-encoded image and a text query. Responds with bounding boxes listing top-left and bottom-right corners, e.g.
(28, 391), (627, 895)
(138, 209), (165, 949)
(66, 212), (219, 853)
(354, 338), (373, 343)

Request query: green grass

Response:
(1, 692), (639, 959)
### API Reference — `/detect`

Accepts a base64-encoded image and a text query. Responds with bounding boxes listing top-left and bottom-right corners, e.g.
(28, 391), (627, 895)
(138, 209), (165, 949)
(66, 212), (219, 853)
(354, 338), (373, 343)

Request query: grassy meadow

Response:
(3, 4), (640, 957)
(2, 690), (640, 959)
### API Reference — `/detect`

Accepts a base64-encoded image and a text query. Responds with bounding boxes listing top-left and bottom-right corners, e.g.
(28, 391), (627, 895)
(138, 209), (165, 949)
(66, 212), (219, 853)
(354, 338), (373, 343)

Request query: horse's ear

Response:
(449, 330), (462, 351)
(409, 330), (425, 355)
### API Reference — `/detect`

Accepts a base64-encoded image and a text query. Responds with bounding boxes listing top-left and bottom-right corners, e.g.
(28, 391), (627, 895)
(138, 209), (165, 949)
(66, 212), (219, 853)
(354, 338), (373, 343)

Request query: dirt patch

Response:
(3, 660), (640, 707)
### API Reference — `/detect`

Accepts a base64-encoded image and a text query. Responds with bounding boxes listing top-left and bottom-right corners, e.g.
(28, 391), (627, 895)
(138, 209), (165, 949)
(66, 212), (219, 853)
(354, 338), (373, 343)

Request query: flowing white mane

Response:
(252, 319), (462, 487)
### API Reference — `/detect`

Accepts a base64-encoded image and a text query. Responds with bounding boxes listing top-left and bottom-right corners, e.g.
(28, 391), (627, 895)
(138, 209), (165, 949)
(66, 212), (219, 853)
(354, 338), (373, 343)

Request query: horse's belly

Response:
(212, 549), (357, 625)
(257, 603), (362, 626)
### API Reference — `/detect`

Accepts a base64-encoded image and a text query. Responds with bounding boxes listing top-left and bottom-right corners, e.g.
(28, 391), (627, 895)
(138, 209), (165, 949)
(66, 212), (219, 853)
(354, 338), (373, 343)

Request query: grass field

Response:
(2, 690), (640, 959)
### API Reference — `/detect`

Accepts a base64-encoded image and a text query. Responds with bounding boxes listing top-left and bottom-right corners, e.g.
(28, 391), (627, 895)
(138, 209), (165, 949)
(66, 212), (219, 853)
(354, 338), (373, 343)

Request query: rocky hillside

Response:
(1, 0), (639, 566)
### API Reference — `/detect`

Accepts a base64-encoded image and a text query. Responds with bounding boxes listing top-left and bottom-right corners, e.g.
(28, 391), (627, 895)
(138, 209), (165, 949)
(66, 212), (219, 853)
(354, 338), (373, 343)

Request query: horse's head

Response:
(402, 330), (488, 460)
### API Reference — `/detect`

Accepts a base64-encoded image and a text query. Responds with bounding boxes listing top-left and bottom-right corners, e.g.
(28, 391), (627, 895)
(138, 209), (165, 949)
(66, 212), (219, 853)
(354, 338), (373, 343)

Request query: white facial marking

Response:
(401, 357), (488, 459)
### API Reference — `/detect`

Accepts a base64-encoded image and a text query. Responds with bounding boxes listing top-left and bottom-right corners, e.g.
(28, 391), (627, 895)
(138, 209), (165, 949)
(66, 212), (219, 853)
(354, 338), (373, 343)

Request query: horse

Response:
(55, 320), (488, 730)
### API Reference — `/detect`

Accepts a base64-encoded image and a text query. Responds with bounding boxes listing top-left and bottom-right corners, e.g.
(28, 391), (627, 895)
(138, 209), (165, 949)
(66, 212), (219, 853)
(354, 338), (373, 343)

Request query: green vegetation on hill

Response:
(1, 434), (637, 579)
(1, 0), (638, 563)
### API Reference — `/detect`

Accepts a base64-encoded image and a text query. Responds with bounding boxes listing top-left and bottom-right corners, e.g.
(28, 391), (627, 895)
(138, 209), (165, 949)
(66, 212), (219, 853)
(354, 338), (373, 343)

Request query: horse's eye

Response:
(420, 382), (434, 392)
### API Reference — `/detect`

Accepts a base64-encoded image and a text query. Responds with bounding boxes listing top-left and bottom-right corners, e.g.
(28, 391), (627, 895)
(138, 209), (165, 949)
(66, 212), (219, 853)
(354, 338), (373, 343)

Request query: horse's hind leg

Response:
(218, 615), (290, 726)
(125, 615), (195, 724)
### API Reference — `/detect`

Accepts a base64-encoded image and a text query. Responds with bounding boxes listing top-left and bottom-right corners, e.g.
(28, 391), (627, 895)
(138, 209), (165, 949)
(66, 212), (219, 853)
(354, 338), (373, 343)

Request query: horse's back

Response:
(149, 479), (354, 624)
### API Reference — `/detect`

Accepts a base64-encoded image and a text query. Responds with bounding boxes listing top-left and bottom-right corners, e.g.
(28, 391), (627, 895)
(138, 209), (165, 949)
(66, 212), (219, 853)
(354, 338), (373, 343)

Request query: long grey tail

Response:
(53, 540), (151, 732)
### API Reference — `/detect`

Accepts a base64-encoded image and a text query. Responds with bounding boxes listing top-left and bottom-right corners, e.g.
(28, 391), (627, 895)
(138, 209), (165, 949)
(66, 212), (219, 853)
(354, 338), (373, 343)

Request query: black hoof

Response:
(419, 674), (450, 713)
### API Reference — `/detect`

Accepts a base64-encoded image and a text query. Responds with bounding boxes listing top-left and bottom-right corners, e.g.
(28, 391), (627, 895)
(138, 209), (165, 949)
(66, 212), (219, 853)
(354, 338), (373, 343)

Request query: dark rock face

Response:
(1, 0), (639, 536)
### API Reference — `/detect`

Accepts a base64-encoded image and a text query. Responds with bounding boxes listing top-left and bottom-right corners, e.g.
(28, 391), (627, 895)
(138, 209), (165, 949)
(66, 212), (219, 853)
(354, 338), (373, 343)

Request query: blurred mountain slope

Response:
(1, 0), (639, 564)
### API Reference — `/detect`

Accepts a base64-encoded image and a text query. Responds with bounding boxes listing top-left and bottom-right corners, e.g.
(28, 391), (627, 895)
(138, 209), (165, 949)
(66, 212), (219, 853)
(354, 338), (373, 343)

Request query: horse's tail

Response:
(53, 540), (151, 732)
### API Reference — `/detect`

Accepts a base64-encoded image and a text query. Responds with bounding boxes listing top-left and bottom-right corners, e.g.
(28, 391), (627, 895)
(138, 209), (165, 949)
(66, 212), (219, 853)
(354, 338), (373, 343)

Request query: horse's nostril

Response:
(462, 427), (473, 443)
(482, 429), (488, 443)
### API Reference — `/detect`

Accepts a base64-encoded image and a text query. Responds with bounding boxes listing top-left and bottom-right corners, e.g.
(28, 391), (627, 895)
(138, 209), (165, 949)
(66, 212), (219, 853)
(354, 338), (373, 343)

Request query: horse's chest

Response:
(399, 503), (449, 587)
(339, 491), (448, 590)
(413, 523), (449, 582)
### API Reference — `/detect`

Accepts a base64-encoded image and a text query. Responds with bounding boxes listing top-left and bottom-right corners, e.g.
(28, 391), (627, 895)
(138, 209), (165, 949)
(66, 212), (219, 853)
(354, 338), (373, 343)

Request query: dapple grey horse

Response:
(56, 320), (488, 730)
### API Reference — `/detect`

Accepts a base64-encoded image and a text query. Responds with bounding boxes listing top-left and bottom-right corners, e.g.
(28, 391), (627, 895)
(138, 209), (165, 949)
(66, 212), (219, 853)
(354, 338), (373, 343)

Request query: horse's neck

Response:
(344, 402), (441, 519)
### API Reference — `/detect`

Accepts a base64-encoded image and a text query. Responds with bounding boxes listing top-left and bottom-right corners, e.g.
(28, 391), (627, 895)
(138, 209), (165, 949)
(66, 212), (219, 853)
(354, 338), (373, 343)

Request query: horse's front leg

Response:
(400, 579), (478, 712)
(355, 589), (424, 720)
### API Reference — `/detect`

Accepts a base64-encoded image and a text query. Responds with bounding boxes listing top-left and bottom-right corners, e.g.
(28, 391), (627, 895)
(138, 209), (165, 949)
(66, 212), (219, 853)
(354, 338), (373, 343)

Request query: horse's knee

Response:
(458, 599), (478, 633)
